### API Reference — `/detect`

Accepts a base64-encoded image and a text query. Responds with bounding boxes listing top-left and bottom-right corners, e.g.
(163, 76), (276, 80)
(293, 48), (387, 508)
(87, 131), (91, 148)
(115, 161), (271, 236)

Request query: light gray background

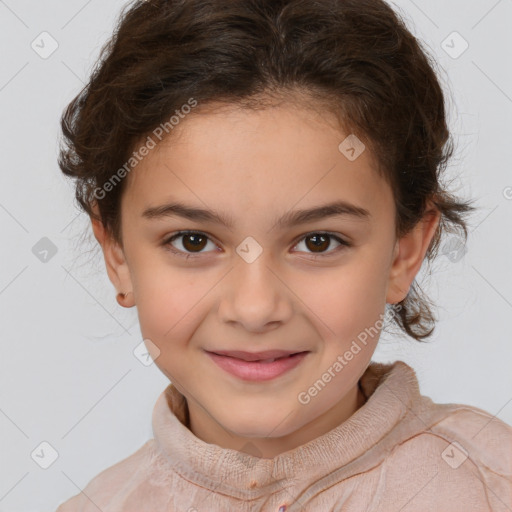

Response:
(0, 0), (511, 510)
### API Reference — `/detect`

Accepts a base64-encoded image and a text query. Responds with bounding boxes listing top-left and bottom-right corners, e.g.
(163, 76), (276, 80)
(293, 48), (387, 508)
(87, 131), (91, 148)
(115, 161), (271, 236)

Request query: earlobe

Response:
(386, 205), (441, 304)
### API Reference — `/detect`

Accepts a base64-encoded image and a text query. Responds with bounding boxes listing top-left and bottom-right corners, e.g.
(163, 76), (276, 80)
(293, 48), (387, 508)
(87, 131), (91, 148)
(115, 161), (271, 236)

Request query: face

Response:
(95, 99), (439, 458)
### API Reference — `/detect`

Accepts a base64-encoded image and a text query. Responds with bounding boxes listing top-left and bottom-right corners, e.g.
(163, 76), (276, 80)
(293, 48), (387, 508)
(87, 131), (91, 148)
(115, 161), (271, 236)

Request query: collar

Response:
(152, 360), (420, 498)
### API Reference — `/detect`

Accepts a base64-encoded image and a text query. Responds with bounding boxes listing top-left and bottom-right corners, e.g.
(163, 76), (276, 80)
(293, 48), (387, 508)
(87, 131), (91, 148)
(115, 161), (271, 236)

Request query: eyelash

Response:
(161, 230), (352, 260)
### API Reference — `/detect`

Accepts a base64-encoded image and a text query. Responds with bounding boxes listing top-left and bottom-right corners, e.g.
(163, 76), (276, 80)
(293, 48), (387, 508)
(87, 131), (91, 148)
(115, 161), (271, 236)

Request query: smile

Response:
(205, 350), (310, 381)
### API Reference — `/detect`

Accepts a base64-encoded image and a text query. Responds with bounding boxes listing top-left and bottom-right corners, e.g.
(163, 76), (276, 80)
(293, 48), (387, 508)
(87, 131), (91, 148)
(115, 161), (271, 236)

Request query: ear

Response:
(91, 204), (135, 308)
(386, 202), (441, 304)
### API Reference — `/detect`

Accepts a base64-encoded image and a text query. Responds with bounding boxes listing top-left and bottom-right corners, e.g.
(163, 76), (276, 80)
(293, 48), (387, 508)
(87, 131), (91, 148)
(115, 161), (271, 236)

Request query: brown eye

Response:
(182, 233), (208, 252)
(164, 231), (216, 256)
(294, 232), (350, 256)
(304, 234), (331, 253)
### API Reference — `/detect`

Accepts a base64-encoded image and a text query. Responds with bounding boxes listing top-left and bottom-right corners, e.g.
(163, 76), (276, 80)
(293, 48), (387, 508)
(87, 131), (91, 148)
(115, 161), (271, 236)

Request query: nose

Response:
(217, 256), (293, 333)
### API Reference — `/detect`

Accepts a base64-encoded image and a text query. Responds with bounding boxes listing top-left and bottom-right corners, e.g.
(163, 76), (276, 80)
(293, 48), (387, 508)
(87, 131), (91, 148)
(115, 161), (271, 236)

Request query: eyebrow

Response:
(141, 200), (371, 230)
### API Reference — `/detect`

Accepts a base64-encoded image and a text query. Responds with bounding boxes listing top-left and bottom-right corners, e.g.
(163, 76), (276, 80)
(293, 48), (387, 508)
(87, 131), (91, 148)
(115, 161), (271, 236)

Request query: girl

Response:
(56, 0), (512, 510)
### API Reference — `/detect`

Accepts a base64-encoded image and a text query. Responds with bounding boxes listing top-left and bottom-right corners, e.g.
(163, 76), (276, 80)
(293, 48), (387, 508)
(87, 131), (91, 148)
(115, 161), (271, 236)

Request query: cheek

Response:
(131, 261), (203, 345)
(294, 257), (389, 343)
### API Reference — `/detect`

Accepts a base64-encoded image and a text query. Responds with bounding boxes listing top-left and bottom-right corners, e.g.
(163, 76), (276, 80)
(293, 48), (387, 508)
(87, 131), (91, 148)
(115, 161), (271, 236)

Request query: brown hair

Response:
(58, 0), (477, 341)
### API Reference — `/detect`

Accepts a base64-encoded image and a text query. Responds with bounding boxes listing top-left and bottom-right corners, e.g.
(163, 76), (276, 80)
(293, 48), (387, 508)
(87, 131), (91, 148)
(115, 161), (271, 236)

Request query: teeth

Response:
(258, 358), (277, 363)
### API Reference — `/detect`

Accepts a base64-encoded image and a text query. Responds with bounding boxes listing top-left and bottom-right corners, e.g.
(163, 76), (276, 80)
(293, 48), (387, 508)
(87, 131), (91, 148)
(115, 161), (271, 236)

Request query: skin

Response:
(91, 97), (440, 459)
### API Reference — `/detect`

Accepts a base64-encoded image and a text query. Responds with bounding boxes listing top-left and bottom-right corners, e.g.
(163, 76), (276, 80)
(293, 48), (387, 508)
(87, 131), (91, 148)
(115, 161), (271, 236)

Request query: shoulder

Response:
(381, 403), (512, 511)
(429, 405), (512, 471)
(55, 440), (159, 512)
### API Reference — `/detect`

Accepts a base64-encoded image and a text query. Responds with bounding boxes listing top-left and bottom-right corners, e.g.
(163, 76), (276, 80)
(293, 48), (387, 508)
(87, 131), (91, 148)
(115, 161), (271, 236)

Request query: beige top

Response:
(56, 360), (512, 511)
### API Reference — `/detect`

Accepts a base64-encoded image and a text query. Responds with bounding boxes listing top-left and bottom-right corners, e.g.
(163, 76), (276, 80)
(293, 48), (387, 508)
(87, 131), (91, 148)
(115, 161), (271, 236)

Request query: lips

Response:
(205, 349), (308, 363)
(206, 350), (310, 381)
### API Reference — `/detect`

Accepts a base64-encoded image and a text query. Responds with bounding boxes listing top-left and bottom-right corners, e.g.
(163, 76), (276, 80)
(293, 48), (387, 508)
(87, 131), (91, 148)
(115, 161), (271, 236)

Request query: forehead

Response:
(122, 102), (392, 226)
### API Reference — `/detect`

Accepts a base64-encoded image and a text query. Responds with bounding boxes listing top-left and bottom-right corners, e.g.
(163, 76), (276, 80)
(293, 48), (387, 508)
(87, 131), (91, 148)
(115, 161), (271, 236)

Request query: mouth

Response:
(204, 350), (311, 381)
(205, 350), (310, 363)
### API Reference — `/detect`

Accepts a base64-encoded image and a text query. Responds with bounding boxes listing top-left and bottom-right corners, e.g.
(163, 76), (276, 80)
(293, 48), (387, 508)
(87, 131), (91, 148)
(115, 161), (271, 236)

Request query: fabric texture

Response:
(56, 360), (512, 511)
